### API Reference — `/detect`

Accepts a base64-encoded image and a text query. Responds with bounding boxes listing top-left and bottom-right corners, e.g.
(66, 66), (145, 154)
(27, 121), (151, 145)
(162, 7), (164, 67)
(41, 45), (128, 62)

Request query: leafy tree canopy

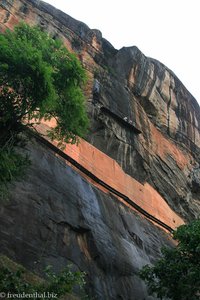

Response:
(139, 219), (200, 300)
(0, 22), (89, 146)
(0, 23), (89, 199)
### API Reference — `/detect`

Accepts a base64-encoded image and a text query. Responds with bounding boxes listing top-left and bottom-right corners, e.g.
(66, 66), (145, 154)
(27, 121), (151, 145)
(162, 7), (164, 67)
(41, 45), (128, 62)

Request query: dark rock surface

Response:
(0, 140), (172, 300)
(0, 0), (200, 299)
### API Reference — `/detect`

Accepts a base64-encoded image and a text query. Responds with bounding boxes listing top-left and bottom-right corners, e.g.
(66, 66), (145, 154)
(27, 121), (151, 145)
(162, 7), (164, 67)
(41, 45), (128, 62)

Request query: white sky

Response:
(43, 0), (200, 105)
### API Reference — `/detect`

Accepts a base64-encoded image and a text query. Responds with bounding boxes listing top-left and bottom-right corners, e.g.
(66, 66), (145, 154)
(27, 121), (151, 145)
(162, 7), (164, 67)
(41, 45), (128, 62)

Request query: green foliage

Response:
(0, 263), (86, 299)
(0, 23), (89, 199)
(0, 22), (89, 145)
(139, 219), (200, 300)
(44, 265), (86, 297)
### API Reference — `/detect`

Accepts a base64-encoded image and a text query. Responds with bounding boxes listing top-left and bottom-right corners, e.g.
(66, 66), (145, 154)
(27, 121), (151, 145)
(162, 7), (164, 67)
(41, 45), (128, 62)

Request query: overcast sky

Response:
(44, 0), (200, 105)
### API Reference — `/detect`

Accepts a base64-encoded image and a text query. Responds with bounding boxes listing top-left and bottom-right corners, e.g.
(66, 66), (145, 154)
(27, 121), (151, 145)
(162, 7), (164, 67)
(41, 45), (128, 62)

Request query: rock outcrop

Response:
(0, 0), (200, 299)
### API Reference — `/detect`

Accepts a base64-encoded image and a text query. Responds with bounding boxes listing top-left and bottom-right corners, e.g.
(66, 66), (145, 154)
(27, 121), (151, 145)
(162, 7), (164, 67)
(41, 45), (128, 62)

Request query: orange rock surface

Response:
(64, 136), (184, 230)
(35, 120), (184, 230)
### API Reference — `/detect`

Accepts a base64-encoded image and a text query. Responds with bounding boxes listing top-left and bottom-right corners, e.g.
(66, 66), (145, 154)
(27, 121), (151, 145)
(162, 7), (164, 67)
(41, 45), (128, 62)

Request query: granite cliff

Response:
(0, 0), (200, 299)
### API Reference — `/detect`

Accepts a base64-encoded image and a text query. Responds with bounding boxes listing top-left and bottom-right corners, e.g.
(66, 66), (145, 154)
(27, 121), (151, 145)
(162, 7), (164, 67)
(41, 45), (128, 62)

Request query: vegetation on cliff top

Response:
(0, 23), (89, 199)
(140, 219), (200, 300)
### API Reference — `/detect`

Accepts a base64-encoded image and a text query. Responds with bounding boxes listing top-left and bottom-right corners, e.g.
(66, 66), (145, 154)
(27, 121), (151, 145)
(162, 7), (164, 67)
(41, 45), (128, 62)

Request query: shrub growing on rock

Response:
(139, 219), (200, 300)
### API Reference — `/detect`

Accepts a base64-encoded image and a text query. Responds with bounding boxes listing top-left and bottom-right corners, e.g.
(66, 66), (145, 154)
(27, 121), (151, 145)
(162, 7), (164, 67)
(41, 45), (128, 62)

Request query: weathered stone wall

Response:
(35, 120), (184, 231)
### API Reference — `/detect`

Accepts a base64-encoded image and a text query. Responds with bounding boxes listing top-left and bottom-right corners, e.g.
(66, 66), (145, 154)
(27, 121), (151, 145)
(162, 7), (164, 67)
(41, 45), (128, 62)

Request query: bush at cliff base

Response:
(139, 219), (200, 300)
(0, 255), (86, 299)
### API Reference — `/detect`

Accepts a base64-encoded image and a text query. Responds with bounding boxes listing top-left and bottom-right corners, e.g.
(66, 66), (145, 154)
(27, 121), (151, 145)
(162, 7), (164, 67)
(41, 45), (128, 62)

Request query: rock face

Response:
(1, 0), (200, 219)
(0, 0), (200, 299)
(0, 140), (173, 300)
